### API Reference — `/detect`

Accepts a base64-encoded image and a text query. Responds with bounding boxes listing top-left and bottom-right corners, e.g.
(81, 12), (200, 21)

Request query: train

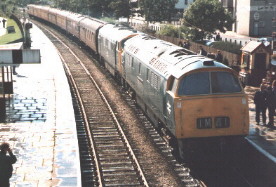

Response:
(27, 4), (249, 160)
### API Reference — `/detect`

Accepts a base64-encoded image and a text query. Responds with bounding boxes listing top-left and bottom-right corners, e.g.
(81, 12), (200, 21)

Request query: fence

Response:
(151, 34), (241, 70)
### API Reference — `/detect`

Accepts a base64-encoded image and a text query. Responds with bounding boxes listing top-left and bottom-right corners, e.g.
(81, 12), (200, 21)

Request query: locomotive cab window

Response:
(178, 71), (242, 96)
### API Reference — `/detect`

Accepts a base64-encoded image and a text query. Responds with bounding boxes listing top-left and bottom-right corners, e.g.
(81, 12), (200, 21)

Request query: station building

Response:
(221, 0), (276, 36)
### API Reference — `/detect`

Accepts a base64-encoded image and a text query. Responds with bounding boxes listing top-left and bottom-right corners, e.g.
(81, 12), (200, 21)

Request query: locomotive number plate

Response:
(215, 117), (230, 128)
(197, 118), (212, 129)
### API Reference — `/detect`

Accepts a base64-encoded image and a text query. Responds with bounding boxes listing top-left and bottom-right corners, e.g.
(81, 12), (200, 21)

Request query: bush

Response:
(210, 41), (242, 54)
(157, 25), (180, 38)
(100, 17), (116, 24)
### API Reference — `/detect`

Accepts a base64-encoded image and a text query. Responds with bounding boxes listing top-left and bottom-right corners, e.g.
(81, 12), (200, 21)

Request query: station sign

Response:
(0, 49), (40, 66)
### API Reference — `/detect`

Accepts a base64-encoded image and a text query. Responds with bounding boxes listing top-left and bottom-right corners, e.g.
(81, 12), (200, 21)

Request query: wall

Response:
(236, 0), (276, 36)
(236, 0), (251, 36)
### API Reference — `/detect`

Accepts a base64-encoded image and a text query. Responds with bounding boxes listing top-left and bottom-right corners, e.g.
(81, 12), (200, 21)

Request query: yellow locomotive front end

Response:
(174, 93), (249, 139)
(168, 67), (249, 140)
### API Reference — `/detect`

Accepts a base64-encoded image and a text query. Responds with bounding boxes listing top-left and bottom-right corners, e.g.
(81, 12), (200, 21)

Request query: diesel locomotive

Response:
(27, 4), (249, 159)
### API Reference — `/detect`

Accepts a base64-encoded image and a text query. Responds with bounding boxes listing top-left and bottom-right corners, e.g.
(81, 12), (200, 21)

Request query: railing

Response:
(152, 34), (241, 68)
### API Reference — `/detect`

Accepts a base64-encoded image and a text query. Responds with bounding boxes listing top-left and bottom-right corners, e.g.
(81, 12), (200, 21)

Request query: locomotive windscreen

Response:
(177, 71), (242, 95)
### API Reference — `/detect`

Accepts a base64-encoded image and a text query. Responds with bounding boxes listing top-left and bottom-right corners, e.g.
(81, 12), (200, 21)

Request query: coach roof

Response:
(99, 24), (138, 43)
(79, 17), (106, 29)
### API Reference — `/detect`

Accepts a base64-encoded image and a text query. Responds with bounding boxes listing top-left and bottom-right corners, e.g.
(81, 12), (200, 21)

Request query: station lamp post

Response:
(273, 17), (276, 51)
(271, 17), (276, 65)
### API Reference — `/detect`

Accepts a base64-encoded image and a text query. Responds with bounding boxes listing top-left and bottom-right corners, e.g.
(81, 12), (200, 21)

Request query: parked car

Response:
(258, 37), (272, 46)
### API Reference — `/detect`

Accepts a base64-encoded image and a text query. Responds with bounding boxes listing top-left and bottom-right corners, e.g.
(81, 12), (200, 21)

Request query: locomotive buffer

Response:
(0, 49), (40, 121)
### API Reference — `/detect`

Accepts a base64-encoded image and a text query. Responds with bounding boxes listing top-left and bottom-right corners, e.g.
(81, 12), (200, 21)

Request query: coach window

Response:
(139, 63), (142, 75)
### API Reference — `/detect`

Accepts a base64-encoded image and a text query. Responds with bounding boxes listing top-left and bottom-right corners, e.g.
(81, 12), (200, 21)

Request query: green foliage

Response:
(139, 0), (178, 22)
(87, 0), (112, 18)
(157, 25), (179, 38)
(100, 17), (116, 24)
(183, 0), (234, 40)
(210, 41), (242, 54)
(50, 0), (133, 19)
(180, 25), (205, 41)
(0, 19), (23, 45)
(109, 0), (131, 19)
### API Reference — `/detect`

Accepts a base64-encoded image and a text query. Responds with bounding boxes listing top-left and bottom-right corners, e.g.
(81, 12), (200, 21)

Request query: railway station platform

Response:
(0, 24), (81, 186)
(245, 87), (276, 163)
(0, 22), (275, 186)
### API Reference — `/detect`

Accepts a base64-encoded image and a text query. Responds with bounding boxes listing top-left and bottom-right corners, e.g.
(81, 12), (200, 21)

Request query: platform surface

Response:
(246, 86), (276, 163)
(0, 24), (81, 186)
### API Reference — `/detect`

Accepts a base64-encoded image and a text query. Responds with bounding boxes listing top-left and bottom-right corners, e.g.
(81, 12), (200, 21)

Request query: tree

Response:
(88, 0), (112, 18)
(139, 0), (178, 23)
(157, 24), (179, 38)
(180, 25), (206, 41)
(0, 0), (18, 16)
(109, 0), (131, 19)
(183, 0), (234, 41)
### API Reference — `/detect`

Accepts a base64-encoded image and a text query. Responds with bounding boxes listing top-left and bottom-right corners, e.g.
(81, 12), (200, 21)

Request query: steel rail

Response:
(41, 26), (149, 187)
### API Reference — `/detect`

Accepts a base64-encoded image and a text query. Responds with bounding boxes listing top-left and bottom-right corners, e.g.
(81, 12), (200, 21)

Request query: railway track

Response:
(33, 21), (202, 186)
(43, 29), (149, 186)
(31, 19), (270, 186)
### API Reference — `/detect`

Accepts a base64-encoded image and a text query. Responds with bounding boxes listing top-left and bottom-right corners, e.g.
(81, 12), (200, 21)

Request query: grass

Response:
(0, 18), (23, 45)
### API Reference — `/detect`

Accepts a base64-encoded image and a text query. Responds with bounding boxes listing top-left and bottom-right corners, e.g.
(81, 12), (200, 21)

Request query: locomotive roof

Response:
(124, 34), (230, 79)
(99, 24), (138, 43)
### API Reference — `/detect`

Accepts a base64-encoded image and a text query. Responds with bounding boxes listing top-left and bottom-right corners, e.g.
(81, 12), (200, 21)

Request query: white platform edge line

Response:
(245, 137), (276, 164)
